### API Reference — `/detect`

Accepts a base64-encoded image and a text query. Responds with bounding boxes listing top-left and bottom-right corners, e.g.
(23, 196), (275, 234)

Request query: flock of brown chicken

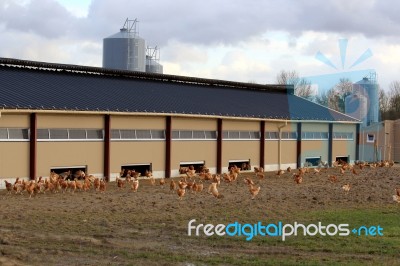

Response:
(3, 173), (106, 198)
(2, 160), (399, 203)
(115, 165), (261, 200)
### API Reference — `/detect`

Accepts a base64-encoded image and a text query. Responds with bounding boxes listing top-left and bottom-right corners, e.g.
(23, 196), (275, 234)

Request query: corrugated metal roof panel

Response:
(0, 61), (358, 122)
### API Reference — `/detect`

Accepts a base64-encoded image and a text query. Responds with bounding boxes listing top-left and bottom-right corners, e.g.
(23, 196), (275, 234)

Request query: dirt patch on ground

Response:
(0, 165), (399, 265)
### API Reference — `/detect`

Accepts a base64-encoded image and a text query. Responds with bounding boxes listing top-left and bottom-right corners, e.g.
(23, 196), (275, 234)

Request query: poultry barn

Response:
(0, 58), (359, 186)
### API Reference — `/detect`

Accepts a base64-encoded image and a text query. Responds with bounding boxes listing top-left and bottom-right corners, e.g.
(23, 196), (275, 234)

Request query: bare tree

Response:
(387, 81), (400, 119)
(314, 78), (353, 113)
(377, 81), (400, 120)
(332, 78), (353, 113)
(276, 70), (298, 85)
(276, 70), (313, 100)
(379, 88), (390, 120)
(315, 91), (328, 106)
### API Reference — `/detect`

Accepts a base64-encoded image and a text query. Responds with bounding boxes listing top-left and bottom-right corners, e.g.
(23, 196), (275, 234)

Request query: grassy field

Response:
(0, 166), (399, 266)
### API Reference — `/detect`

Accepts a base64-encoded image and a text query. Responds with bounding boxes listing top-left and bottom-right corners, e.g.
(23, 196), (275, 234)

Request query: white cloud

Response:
(1, 0), (400, 91)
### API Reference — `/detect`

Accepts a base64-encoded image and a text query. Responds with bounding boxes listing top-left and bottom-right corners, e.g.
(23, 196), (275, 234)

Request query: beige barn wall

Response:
(111, 115), (165, 129)
(0, 142), (29, 178)
(37, 114), (103, 128)
(265, 122), (297, 131)
(264, 122), (297, 171)
(302, 123), (329, 132)
(265, 140), (297, 170)
(301, 123), (329, 165)
(301, 140), (329, 165)
(332, 124), (356, 162)
(171, 141), (216, 176)
(111, 141), (165, 178)
(0, 113), (30, 127)
(282, 141), (297, 164)
(223, 120), (259, 131)
(172, 117), (216, 130)
(332, 141), (353, 161)
(265, 140), (278, 165)
(37, 142), (103, 177)
(332, 123), (356, 133)
(221, 120), (260, 171)
(359, 122), (387, 162)
(222, 140), (259, 172)
(0, 114), (31, 184)
(394, 120), (400, 162)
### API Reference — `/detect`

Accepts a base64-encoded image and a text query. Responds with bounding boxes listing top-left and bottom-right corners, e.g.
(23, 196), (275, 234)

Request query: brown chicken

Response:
(339, 168), (345, 175)
(392, 195), (400, 203)
(145, 170), (153, 178)
(298, 167), (307, 175)
(159, 178), (165, 187)
(212, 174), (221, 186)
(328, 175), (338, 183)
(68, 180), (77, 193)
(396, 188), (400, 197)
(170, 180), (176, 191)
(186, 179), (194, 190)
(131, 179), (139, 192)
(4, 180), (12, 194)
(75, 180), (84, 191)
(177, 188), (186, 200)
(293, 173), (303, 184)
(223, 173), (233, 183)
(26, 181), (36, 198)
(244, 177), (255, 186)
(178, 180), (187, 190)
(59, 179), (68, 193)
(125, 174), (132, 184)
(149, 176), (155, 186)
(194, 181), (203, 193)
(44, 179), (55, 193)
(82, 179), (91, 191)
(230, 165), (241, 174)
(254, 167), (264, 173)
(342, 184), (351, 193)
(276, 170), (285, 176)
(249, 184), (261, 200)
(186, 170), (196, 179)
(99, 179), (106, 193)
(93, 178), (100, 191)
(209, 183), (223, 199)
(116, 177), (126, 189)
(13, 177), (23, 194)
(256, 172), (265, 179)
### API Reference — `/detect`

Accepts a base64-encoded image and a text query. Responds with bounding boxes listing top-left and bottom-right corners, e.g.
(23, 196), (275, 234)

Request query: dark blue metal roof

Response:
(0, 58), (358, 122)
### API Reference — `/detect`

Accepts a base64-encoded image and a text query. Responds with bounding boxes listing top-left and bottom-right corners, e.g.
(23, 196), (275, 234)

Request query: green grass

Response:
(174, 206), (400, 265)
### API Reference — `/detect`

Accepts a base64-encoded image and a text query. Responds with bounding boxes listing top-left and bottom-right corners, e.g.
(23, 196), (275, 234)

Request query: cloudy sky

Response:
(0, 0), (399, 90)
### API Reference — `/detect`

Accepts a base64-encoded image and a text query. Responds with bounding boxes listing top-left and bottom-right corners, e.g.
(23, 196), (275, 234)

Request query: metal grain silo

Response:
(353, 74), (379, 126)
(102, 19), (146, 72)
(345, 92), (368, 127)
(145, 46), (163, 74)
(146, 56), (163, 74)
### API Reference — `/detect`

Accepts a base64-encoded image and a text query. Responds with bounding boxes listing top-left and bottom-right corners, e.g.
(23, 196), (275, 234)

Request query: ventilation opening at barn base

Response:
(50, 166), (87, 180)
(304, 157), (321, 167)
(179, 161), (205, 174)
(336, 156), (349, 164)
(121, 164), (152, 178)
(228, 160), (251, 171)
